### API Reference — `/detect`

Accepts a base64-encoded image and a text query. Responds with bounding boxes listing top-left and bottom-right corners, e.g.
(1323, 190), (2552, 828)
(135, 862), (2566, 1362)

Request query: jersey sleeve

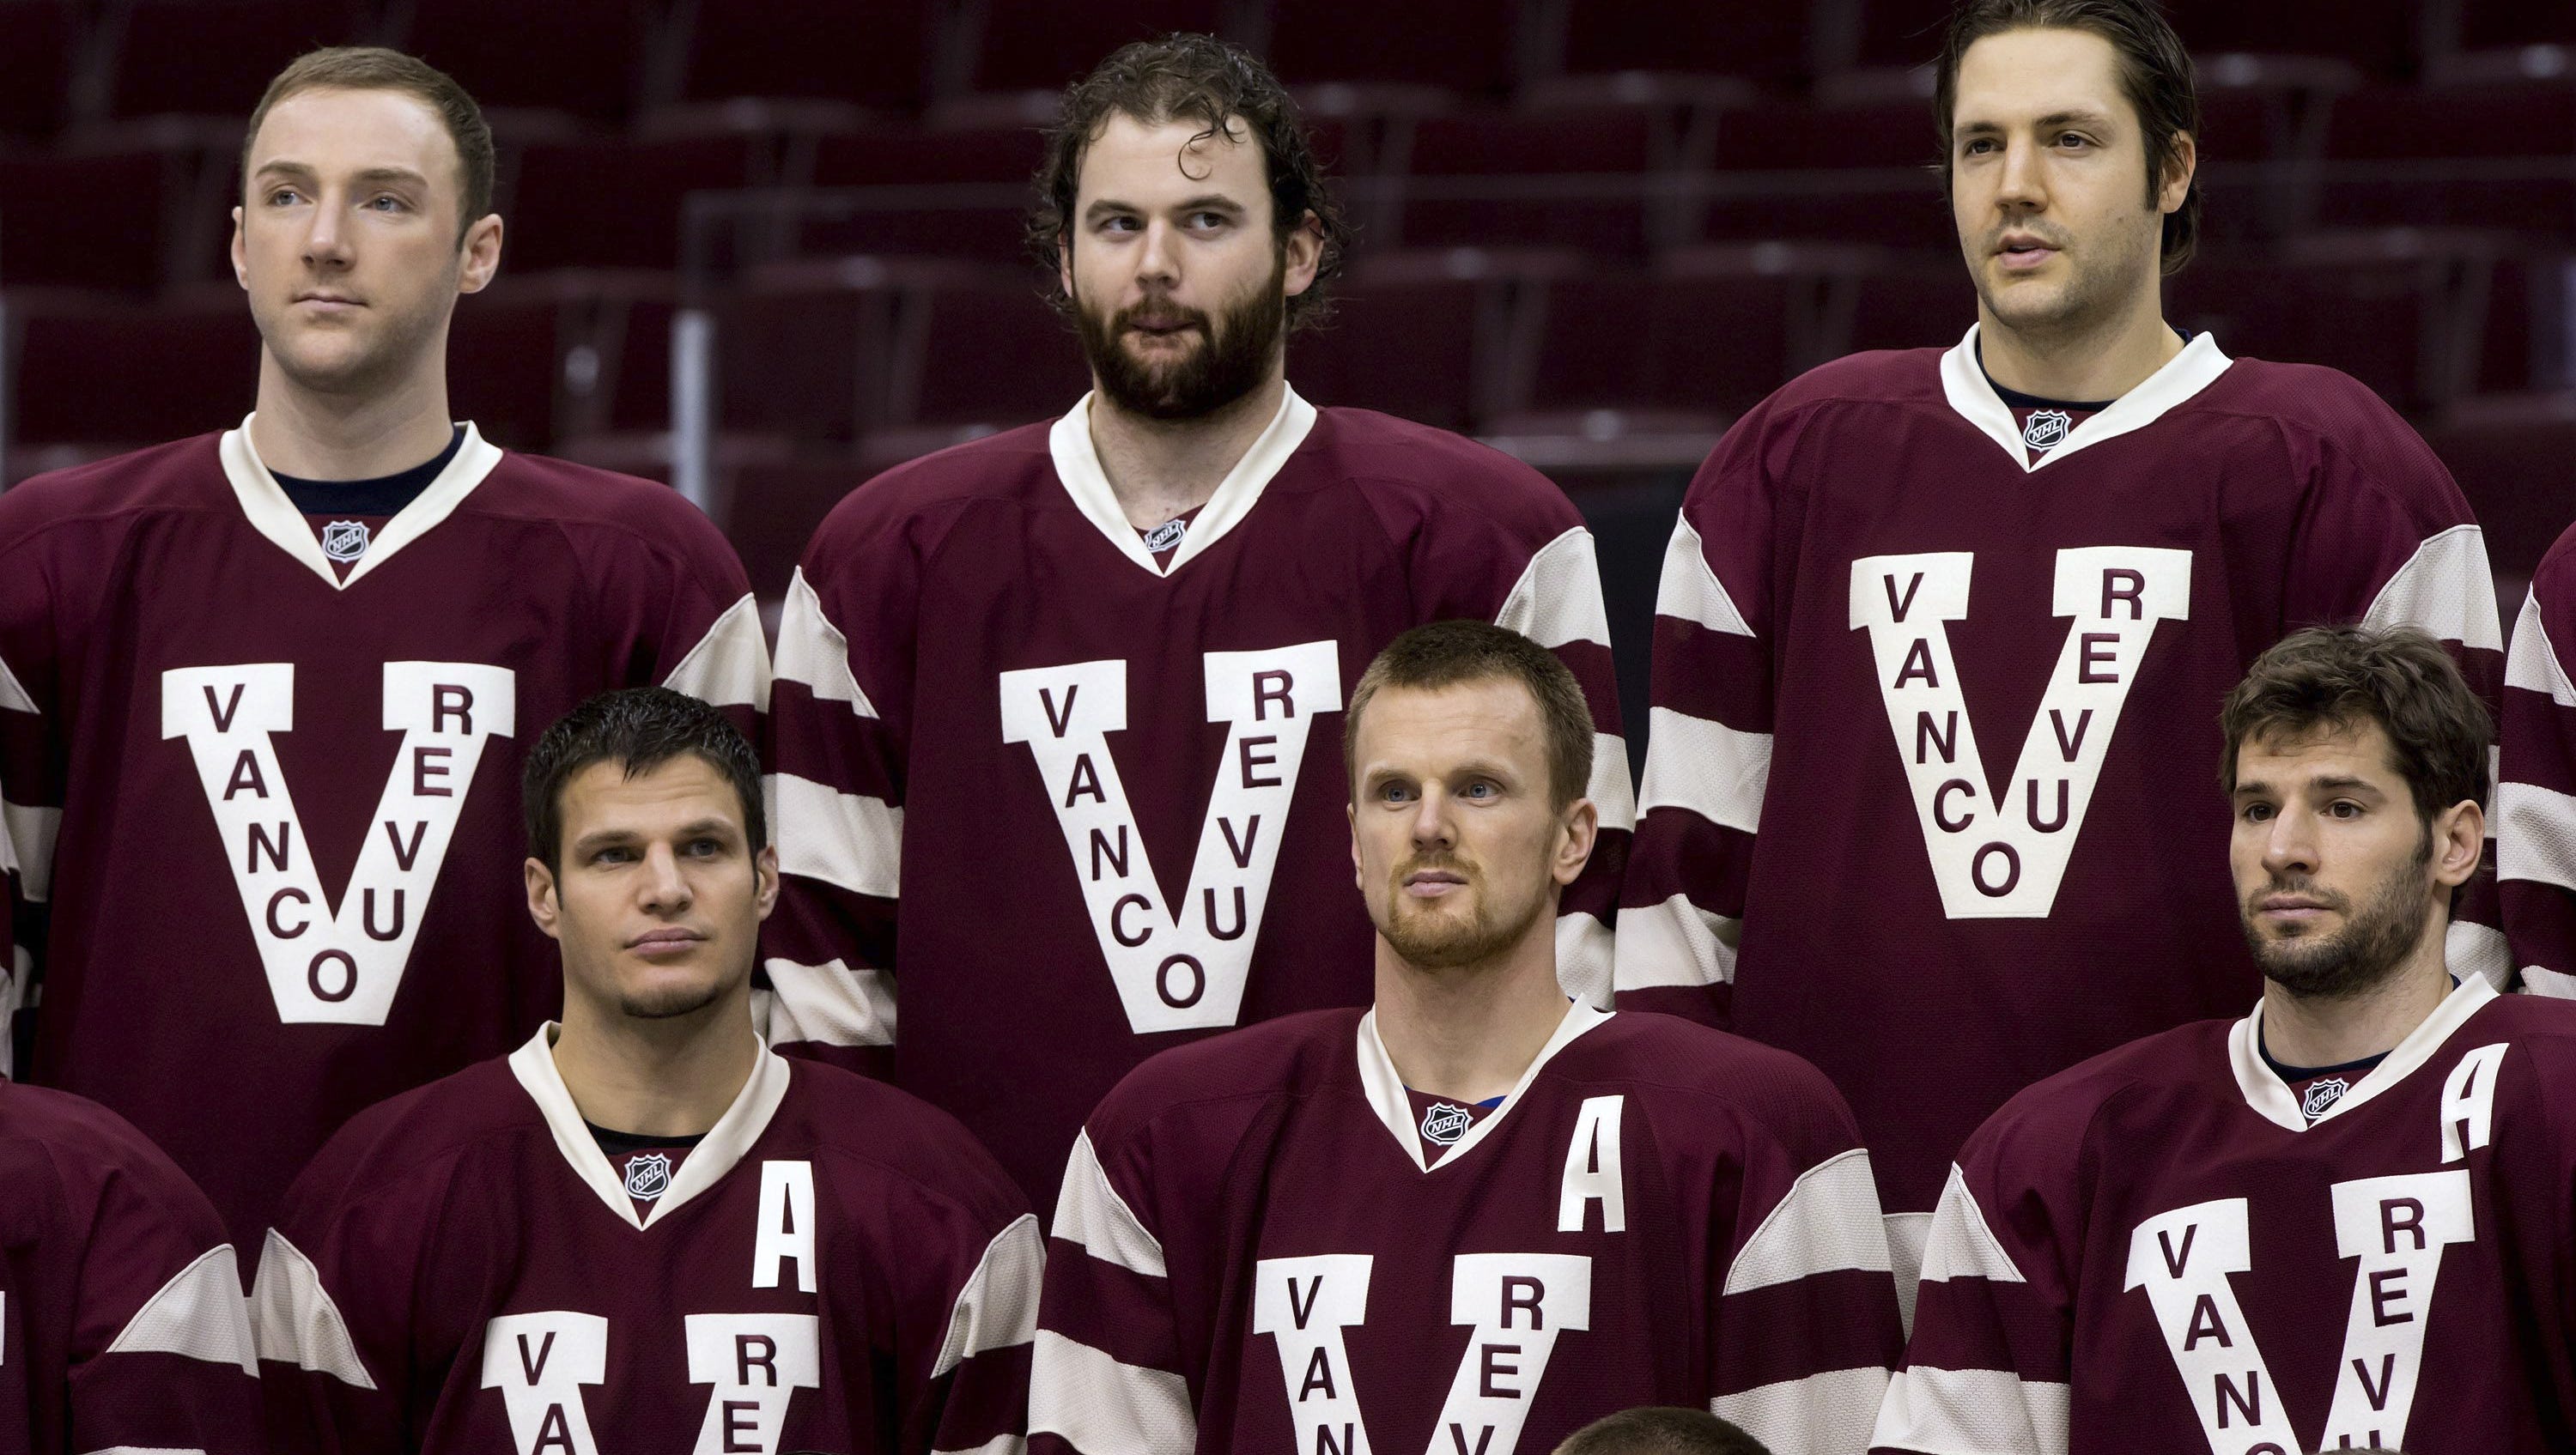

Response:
(2500, 545), (2576, 996)
(630, 491), (770, 733)
(1028, 1128), (1197, 1455)
(761, 489), (928, 1076)
(902, 1210), (1044, 1455)
(0, 512), (71, 1074)
(1614, 400), (1796, 1029)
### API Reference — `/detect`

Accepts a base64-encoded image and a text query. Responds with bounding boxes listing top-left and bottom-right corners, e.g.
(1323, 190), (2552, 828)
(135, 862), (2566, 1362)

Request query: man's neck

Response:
(247, 351), (459, 481)
(1085, 371), (1285, 530)
(1372, 918), (1571, 1104)
(2260, 925), (2457, 1069)
(1977, 289), (2182, 404)
(549, 991), (760, 1138)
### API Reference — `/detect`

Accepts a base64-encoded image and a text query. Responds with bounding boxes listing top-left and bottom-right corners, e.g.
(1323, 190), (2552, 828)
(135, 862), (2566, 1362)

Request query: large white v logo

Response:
(1000, 641), (1341, 1034)
(162, 661), (515, 1025)
(1850, 548), (2190, 918)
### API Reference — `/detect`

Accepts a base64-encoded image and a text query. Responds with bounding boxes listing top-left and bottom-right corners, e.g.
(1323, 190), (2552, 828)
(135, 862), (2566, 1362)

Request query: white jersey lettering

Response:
(1254, 1255), (1376, 1455)
(1430, 1253), (1592, 1455)
(1556, 1096), (1626, 1234)
(2123, 1199), (2297, 1455)
(751, 1161), (817, 1293)
(480, 1312), (609, 1455)
(685, 1313), (823, 1455)
(2320, 1172), (2475, 1450)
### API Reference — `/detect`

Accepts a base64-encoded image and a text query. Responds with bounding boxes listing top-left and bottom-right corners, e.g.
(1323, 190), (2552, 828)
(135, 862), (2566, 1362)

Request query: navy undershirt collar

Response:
(1975, 327), (2191, 414)
(2257, 974), (2459, 1082)
(270, 424), (465, 516)
(586, 1121), (708, 1157)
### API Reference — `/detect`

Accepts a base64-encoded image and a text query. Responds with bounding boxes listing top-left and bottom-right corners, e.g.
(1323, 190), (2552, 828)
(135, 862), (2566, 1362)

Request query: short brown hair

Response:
(1345, 621), (1594, 810)
(1555, 1407), (1773, 1455)
(243, 46), (495, 241)
(2220, 625), (2492, 823)
(1028, 33), (1349, 330)
(523, 688), (766, 877)
(1934, 0), (2202, 274)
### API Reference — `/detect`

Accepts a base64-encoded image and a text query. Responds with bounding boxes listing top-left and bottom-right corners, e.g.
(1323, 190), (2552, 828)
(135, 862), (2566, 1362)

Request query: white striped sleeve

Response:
(660, 591), (774, 710)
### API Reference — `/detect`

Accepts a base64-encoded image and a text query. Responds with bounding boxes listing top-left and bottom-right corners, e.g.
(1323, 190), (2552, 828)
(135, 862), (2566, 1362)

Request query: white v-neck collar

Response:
(1046, 385), (1318, 578)
(507, 1024), (793, 1230)
(2228, 973), (2498, 1133)
(1357, 999), (1613, 1173)
(1939, 324), (2232, 472)
(219, 414), (504, 591)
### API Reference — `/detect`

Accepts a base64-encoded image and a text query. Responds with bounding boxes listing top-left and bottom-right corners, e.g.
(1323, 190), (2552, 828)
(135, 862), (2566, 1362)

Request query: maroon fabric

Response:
(260, 1053), (1032, 1455)
(0, 1081), (260, 1455)
(0, 433), (756, 1251)
(1623, 346), (2505, 1219)
(1035, 1007), (1903, 1455)
(2501, 524), (2576, 987)
(1886, 989), (2576, 1454)
(768, 406), (1627, 1210)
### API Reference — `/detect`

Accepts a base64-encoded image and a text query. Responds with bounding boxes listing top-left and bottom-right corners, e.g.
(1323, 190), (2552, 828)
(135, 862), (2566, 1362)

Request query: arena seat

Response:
(0, 0), (79, 138)
(1292, 246), (1583, 429)
(2421, 391), (2576, 585)
(1267, 0), (1517, 97)
(967, 2), (1235, 94)
(677, 0), (927, 112)
(448, 268), (677, 454)
(7, 284), (255, 451)
(399, 0), (646, 124)
(106, 0), (354, 120)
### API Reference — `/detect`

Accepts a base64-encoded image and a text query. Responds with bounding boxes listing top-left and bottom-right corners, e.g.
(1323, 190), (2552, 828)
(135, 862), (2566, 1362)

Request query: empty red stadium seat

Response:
(1291, 246), (1582, 429)
(1267, 0), (1516, 97)
(9, 285), (256, 448)
(107, 0), (354, 120)
(679, 0), (928, 111)
(402, 0), (645, 125)
(969, 3), (1234, 94)
(2422, 392), (2576, 583)
(0, 0), (78, 138)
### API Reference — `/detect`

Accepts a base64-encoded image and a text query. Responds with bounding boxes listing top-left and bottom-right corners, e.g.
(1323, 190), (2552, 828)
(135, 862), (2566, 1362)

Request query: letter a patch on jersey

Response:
(1850, 548), (2189, 918)
(163, 661), (515, 1024)
(480, 1312), (609, 1455)
(1000, 641), (1341, 1034)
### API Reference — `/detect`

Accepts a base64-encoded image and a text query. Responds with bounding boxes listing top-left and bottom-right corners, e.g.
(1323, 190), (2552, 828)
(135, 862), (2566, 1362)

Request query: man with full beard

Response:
(1878, 626), (2576, 1455)
(1031, 622), (1901, 1455)
(762, 35), (1628, 1209)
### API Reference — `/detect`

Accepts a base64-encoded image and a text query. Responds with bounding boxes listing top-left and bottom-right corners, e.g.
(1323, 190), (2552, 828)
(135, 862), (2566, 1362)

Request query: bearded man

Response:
(761, 34), (1629, 1209)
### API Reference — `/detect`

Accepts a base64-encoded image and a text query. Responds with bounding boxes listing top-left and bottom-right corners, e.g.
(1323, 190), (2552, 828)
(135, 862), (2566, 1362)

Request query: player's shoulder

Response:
(2470, 989), (2576, 1065)
(805, 421), (1059, 548)
(1086, 1008), (1363, 1149)
(1967, 1017), (2235, 1173)
(283, 1055), (541, 1218)
(0, 1080), (207, 1205)
(469, 448), (726, 536)
(0, 433), (228, 543)
(1554, 1009), (1861, 1142)
(1300, 405), (1585, 537)
(1765, 346), (1949, 415)
(2199, 355), (2454, 478)
(775, 1058), (1028, 1227)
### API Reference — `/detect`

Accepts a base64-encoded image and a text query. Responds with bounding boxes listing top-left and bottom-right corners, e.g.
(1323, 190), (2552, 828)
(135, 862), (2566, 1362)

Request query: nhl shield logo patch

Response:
(1420, 1101), (1475, 1146)
(2300, 1076), (2350, 1119)
(320, 519), (371, 562)
(2020, 409), (2073, 451)
(1142, 516), (1188, 555)
(623, 1151), (673, 1201)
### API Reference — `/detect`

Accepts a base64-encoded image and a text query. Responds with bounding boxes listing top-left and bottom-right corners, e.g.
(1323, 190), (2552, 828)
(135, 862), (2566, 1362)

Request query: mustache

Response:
(2246, 874), (2351, 913)
(1115, 297), (1212, 334)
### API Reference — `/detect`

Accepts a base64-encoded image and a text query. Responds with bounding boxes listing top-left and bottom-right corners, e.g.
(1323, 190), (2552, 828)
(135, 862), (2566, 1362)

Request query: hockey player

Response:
(1616, 0), (2505, 1288)
(2499, 524), (2576, 991)
(0, 47), (763, 1249)
(1032, 622), (1899, 1455)
(764, 35), (1629, 1209)
(1876, 626), (2576, 1455)
(255, 689), (1037, 1455)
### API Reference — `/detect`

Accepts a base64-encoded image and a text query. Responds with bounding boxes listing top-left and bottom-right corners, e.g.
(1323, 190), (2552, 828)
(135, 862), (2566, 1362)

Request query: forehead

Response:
(558, 755), (744, 832)
(2235, 718), (2405, 787)
(1354, 678), (1546, 769)
(1952, 26), (2134, 128)
(1074, 111), (1269, 206)
(250, 85), (459, 176)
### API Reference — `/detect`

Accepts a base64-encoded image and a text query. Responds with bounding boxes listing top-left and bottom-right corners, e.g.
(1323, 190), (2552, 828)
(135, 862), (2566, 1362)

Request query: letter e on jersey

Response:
(686, 1313), (822, 1455)
(1434, 1254), (1592, 1455)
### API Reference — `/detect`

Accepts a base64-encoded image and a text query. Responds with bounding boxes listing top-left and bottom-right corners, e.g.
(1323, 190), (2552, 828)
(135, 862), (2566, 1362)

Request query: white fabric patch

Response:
(0, 652), (33, 713)
(1870, 1366), (2071, 1455)
(249, 1231), (376, 1389)
(1554, 912), (1616, 1010)
(1588, 734), (1637, 831)
(2524, 967), (2576, 998)
(0, 800), (57, 902)
(1639, 708), (1771, 834)
(1613, 893), (1738, 991)
(934, 1214), (1044, 1378)
(1494, 527), (1614, 649)
(2498, 780), (2576, 892)
(1029, 1330), (1196, 1455)
(1656, 516), (1755, 638)
(1709, 1364), (1893, 1455)
(2362, 522), (2505, 652)
(1723, 1148), (1892, 1294)
(761, 956), (897, 1048)
(768, 772), (902, 900)
(775, 568), (883, 717)
(2447, 919), (2515, 990)
(1053, 1132), (1167, 1278)
(661, 593), (774, 711)
(1916, 1167), (2025, 1285)
(2506, 590), (2576, 703)
(107, 1244), (258, 1374)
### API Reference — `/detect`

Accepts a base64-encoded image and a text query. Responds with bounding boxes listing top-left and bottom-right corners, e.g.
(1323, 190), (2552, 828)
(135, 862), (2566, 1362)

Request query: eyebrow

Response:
(1082, 192), (1248, 223)
(251, 161), (430, 186)
(1955, 109), (2121, 136)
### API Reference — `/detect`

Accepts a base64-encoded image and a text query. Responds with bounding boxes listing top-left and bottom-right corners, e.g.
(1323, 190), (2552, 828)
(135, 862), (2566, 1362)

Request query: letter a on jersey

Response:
(1850, 548), (2189, 918)
(480, 1312), (608, 1455)
(1001, 642), (1341, 1034)
(163, 661), (515, 1024)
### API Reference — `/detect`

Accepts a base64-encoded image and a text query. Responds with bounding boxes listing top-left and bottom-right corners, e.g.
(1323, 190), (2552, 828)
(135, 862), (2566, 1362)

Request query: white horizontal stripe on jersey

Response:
(250, 1230), (376, 1389)
(1495, 526), (1614, 649)
(1874, 1366), (2071, 1455)
(2362, 521), (2504, 652)
(932, 1437), (1026, 1455)
(2498, 781), (2576, 891)
(2525, 967), (2576, 998)
(775, 567), (883, 717)
(0, 800), (58, 903)
(1885, 1209), (1934, 1334)
(761, 957), (897, 1048)
(1029, 1330), (1195, 1455)
(660, 592), (774, 711)
(1917, 1167), (2027, 1285)
(768, 772), (902, 899)
(1656, 516), (1755, 638)
(2507, 592), (2576, 704)
(1054, 1132), (1167, 1279)
(1640, 708), (1771, 834)
(1724, 1148), (1893, 1295)
(0, 652), (32, 712)
(935, 1214), (1045, 1379)
(1613, 893), (1740, 991)
(2448, 919), (2513, 990)
(1588, 733), (1637, 831)
(1710, 1364), (1893, 1455)
(106, 1244), (258, 1374)
(1555, 911), (1615, 1010)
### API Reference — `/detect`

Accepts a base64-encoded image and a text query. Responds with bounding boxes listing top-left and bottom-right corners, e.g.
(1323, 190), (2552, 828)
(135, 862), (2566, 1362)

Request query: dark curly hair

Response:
(1027, 33), (1349, 330)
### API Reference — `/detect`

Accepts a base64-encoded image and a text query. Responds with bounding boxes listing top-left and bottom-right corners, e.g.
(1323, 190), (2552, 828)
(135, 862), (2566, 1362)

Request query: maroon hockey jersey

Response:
(254, 1029), (1040, 1455)
(0, 421), (765, 1250)
(0, 1080), (263, 1455)
(1875, 976), (2576, 1455)
(2500, 524), (2576, 995)
(765, 388), (1631, 1206)
(1616, 330), (2506, 1254)
(1031, 1003), (1905, 1455)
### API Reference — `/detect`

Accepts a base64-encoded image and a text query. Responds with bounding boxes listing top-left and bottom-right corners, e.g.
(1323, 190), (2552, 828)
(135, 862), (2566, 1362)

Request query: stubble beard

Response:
(2239, 836), (2437, 1002)
(617, 977), (734, 1022)
(1972, 216), (2154, 345)
(1075, 250), (1286, 421)
(1376, 855), (1549, 973)
(259, 270), (455, 402)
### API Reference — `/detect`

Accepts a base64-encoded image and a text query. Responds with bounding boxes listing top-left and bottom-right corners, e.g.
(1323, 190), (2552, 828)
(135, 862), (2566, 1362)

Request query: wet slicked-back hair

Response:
(1934, 0), (2202, 273)
(1554, 1406), (1774, 1455)
(1345, 620), (1594, 809)
(1028, 32), (1349, 329)
(2220, 625), (2492, 823)
(244, 45), (495, 242)
(523, 688), (765, 874)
